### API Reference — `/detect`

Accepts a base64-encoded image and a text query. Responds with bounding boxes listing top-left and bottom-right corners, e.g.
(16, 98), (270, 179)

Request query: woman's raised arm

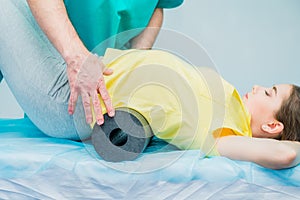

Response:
(216, 135), (300, 169)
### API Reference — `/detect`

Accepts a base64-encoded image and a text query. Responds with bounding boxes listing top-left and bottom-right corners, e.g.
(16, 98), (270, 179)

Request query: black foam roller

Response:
(91, 108), (153, 162)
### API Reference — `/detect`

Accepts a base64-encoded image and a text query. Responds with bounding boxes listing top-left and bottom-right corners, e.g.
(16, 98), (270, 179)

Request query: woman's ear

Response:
(261, 121), (284, 137)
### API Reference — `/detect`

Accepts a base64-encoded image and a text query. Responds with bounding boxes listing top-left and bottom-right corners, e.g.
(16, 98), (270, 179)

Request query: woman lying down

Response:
(3, 48), (300, 170)
(92, 48), (300, 170)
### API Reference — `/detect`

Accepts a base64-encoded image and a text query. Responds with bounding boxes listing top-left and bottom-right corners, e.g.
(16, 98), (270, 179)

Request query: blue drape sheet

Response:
(0, 118), (300, 199)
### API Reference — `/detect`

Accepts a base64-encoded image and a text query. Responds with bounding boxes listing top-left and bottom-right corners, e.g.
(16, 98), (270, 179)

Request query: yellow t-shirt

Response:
(93, 48), (252, 156)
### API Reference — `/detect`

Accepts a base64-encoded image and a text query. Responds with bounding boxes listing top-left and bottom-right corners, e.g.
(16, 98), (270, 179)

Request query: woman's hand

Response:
(67, 53), (115, 125)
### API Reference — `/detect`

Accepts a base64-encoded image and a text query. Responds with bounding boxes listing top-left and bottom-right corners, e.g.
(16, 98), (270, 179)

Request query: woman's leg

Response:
(0, 0), (91, 140)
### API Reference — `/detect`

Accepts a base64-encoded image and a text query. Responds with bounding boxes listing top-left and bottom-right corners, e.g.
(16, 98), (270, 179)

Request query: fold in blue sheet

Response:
(0, 118), (300, 199)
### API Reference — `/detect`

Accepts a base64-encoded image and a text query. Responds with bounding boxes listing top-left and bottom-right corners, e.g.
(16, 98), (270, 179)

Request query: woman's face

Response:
(242, 84), (292, 137)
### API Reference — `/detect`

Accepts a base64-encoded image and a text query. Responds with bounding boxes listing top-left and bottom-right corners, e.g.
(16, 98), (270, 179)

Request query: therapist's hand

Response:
(67, 53), (115, 125)
(26, 1), (114, 125)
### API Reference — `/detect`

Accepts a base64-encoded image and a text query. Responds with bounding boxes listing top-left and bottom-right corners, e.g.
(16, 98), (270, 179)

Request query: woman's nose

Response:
(252, 85), (260, 94)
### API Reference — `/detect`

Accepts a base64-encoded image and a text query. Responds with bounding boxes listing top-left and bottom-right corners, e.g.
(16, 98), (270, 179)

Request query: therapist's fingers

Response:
(103, 68), (113, 75)
(68, 88), (79, 115)
(98, 78), (115, 117)
(98, 56), (113, 76)
(92, 91), (104, 125)
(81, 92), (93, 124)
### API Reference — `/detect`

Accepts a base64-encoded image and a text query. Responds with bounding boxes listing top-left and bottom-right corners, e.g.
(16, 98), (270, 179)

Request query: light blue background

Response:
(1, 0), (300, 118)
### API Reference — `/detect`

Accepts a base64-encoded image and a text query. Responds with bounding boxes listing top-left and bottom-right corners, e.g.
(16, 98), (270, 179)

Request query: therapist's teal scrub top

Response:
(157, 0), (184, 8)
(64, 0), (184, 54)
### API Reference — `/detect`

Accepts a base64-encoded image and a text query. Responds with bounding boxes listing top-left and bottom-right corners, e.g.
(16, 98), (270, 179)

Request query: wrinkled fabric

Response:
(0, 118), (300, 199)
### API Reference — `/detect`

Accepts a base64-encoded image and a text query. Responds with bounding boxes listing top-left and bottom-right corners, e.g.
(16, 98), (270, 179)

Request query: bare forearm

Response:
(217, 136), (298, 169)
(130, 8), (164, 49)
(27, 0), (89, 63)
(27, 0), (114, 123)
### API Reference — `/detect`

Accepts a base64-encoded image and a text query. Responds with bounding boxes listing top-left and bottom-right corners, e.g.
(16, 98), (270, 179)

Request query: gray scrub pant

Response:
(0, 0), (91, 140)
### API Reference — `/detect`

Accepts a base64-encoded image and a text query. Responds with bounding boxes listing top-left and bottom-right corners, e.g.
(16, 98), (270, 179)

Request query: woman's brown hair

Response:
(276, 85), (300, 141)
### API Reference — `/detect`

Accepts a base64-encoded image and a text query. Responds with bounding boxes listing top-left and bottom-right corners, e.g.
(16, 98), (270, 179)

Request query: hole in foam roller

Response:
(109, 128), (128, 147)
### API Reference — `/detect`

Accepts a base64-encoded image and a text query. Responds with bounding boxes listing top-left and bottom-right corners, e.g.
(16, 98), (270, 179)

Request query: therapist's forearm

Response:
(130, 8), (164, 49)
(27, 0), (89, 63)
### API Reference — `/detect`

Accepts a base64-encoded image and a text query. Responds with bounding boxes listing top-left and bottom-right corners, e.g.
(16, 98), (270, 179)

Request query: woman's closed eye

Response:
(265, 90), (270, 96)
